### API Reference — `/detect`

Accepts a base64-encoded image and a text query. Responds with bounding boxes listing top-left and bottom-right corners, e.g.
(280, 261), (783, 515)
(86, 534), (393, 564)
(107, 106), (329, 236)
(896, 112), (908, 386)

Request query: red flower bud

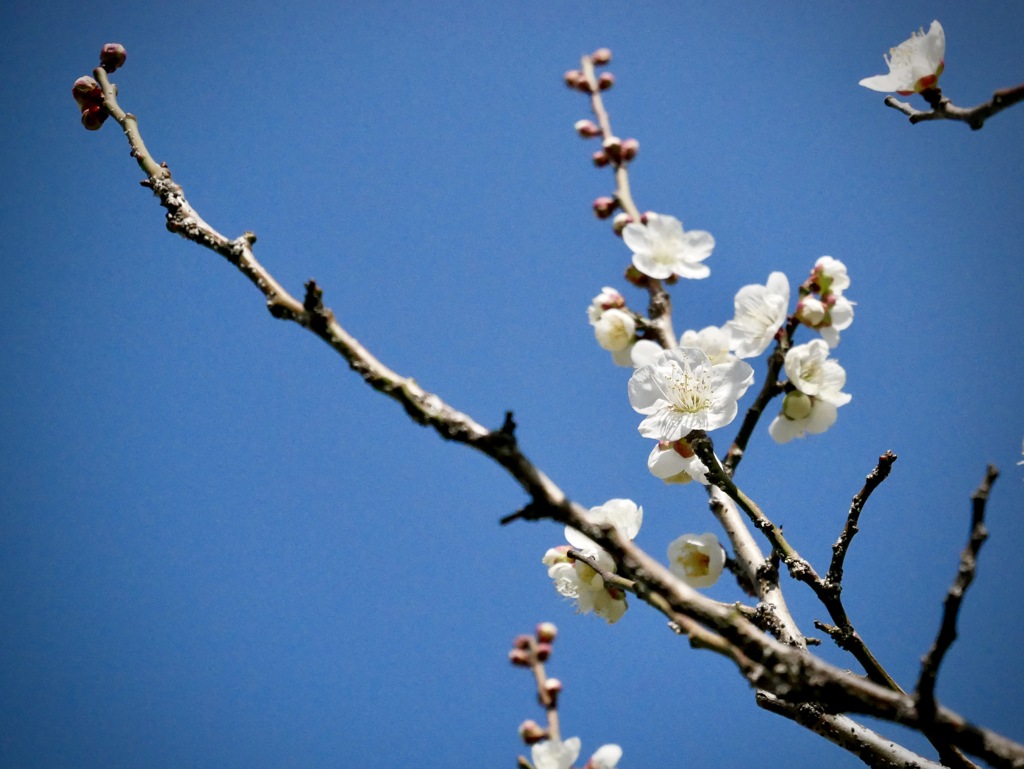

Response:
(598, 72), (615, 90)
(563, 69), (582, 88)
(621, 137), (639, 161)
(535, 642), (552, 661)
(591, 48), (612, 65)
(100, 43), (127, 72)
(81, 104), (108, 131)
(592, 196), (617, 219)
(72, 76), (102, 108)
(592, 150), (609, 168)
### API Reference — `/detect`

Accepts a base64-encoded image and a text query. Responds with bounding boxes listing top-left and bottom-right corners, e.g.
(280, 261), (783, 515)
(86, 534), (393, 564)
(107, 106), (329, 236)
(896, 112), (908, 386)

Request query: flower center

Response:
(666, 360), (712, 415)
(676, 548), (711, 578)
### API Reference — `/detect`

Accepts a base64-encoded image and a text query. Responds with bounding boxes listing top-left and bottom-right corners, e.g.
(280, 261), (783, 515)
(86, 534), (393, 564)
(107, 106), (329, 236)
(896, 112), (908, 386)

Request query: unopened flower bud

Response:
(621, 137), (639, 161)
(513, 634), (532, 650)
(81, 104), (108, 131)
(591, 48), (612, 65)
(574, 119), (601, 138)
(598, 72), (615, 90)
(72, 76), (102, 107)
(100, 43), (127, 72)
(509, 649), (532, 667)
(563, 69), (582, 87)
(602, 135), (622, 159)
(592, 150), (609, 168)
(592, 196), (617, 219)
(535, 642), (552, 661)
(781, 391), (814, 421)
(535, 622), (558, 643)
(574, 73), (591, 93)
(544, 678), (563, 698)
(518, 720), (548, 745)
(612, 212), (633, 235)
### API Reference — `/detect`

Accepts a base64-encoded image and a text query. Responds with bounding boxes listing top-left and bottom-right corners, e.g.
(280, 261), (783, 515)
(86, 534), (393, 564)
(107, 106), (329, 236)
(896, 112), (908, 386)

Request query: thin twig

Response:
(883, 84), (1024, 130)
(827, 451), (898, 586)
(916, 465), (999, 719)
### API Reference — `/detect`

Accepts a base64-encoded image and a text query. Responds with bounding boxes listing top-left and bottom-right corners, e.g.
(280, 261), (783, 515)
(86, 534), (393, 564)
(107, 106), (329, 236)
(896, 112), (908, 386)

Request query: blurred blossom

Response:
(859, 20), (945, 95)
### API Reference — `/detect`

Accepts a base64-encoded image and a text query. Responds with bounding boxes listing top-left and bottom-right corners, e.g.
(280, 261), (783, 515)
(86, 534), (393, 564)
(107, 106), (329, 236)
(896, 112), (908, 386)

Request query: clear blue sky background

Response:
(2, 2), (1023, 767)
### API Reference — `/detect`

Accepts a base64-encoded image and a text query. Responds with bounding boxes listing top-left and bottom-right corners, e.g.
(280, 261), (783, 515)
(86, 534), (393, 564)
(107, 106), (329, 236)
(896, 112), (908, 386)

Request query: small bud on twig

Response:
(535, 642), (552, 661)
(621, 137), (639, 161)
(592, 150), (610, 168)
(100, 43), (127, 73)
(612, 212), (633, 235)
(518, 719), (548, 745)
(591, 47), (612, 65)
(574, 119), (601, 138)
(563, 69), (582, 88)
(81, 104), (109, 131)
(509, 649), (532, 667)
(598, 72), (615, 91)
(592, 196), (617, 219)
(535, 622), (558, 643)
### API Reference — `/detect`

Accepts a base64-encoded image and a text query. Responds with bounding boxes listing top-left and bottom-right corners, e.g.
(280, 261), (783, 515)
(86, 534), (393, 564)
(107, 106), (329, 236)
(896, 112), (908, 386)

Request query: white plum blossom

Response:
(587, 286), (625, 323)
(784, 340), (851, 406)
(769, 395), (838, 444)
(812, 256), (850, 295)
(629, 338), (663, 368)
(542, 499), (643, 624)
(593, 308), (636, 352)
(629, 348), (754, 441)
(817, 296), (854, 348)
(532, 737), (582, 769)
(768, 341), (850, 444)
(623, 213), (714, 280)
(860, 20), (945, 95)
(586, 744), (624, 769)
(647, 440), (709, 486)
(668, 533), (725, 588)
(726, 272), (790, 359)
(679, 325), (734, 365)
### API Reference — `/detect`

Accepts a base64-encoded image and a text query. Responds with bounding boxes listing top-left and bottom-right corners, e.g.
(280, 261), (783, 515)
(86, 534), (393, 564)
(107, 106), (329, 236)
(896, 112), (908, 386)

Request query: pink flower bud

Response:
(621, 137), (639, 161)
(513, 634), (532, 650)
(563, 69), (582, 88)
(72, 76), (102, 108)
(509, 649), (532, 667)
(598, 72), (615, 90)
(574, 74), (591, 93)
(535, 622), (558, 643)
(81, 104), (108, 131)
(602, 136), (622, 159)
(592, 150), (609, 168)
(592, 196), (617, 219)
(544, 678), (562, 697)
(535, 642), (552, 661)
(591, 48), (612, 65)
(574, 119), (601, 138)
(100, 43), (127, 72)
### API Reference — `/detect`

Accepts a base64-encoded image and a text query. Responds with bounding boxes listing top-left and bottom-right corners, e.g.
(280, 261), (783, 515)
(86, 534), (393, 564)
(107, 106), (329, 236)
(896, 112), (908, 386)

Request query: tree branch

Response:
(883, 84), (1024, 130)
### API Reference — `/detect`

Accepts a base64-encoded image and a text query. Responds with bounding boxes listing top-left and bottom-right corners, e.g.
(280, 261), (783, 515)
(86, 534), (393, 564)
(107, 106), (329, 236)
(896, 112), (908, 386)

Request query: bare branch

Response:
(883, 84), (1024, 130)
(828, 451), (898, 585)
(916, 465), (999, 719)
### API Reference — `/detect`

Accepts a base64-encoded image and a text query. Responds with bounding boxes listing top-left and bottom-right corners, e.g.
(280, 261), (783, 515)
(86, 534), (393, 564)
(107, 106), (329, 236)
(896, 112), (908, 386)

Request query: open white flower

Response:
(784, 340), (851, 406)
(629, 348), (754, 441)
(859, 20), (945, 95)
(812, 256), (850, 295)
(668, 533), (725, 588)
(623, 213), (714, 280)
(532, 737), (582, 769)
(725, 272), (790, 359)
(542, 499), (642, 624)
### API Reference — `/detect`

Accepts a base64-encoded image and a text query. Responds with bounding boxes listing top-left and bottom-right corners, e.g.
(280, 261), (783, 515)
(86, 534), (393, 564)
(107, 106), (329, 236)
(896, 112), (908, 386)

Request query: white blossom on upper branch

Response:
(725, 272), (790, 359)
(859, 20), (945, 95)
(628, 348), (754, 441)
(647, 439), (709, 486)
(532, 737), (581, 769)
(769, 340), (851, 444)
(542, 499), (642, 624)
(667, 533), (726, 588)
(796, 256), (854, 348)
(622, 213), (714, 280)
(679, 324), (735, 365)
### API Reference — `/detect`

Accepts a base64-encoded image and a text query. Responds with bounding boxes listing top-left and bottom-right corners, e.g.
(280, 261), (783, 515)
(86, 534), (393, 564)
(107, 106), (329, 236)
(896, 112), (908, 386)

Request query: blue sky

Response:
(2, 2), (1023, 767)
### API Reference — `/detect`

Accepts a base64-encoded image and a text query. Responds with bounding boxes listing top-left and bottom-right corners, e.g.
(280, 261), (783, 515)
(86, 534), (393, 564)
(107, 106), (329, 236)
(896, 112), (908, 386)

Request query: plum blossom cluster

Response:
(769, 339), (852, 444)
(542, 499), (642, 624)
(795, 256), (854, 348)
(622, 213), (715, 282)
(859, 20), (945, 95)
(71, 44), (127, 131)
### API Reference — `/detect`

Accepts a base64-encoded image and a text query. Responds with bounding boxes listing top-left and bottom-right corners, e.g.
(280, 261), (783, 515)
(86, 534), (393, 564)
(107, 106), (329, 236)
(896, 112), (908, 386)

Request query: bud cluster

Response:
(507, 622), (559, 669)
(72, 44), (127, 131)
